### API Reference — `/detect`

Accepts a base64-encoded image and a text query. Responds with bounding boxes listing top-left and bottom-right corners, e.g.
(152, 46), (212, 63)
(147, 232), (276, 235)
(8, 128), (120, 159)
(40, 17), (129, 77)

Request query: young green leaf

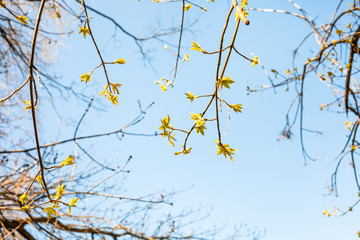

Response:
(185, 91), (196, 102)
(219, 76), (235, 89)
(215, 140), (237, 162)
(79, 27), (90, 38)
(190, 41), (205, 53)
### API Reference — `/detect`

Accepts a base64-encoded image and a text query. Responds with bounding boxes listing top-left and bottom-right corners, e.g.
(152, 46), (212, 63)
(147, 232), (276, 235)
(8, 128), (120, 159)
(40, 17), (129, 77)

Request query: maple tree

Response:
(2, 0), (360, 238)
(0, 0), (265, 239)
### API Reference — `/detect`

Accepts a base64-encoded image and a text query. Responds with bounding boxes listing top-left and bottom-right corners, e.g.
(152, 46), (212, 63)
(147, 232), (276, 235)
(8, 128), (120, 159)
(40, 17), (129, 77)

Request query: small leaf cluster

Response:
(23, 100), (36, 110)
(159, 115), (176, 146)
(99, 83), (122, 106)
(190, 113), (207, 136)
(215, 140), (237, 162)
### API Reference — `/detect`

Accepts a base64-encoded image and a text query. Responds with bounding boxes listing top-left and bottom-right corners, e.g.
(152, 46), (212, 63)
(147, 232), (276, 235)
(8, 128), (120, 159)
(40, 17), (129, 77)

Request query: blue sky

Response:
(41, 0), (360, 239)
